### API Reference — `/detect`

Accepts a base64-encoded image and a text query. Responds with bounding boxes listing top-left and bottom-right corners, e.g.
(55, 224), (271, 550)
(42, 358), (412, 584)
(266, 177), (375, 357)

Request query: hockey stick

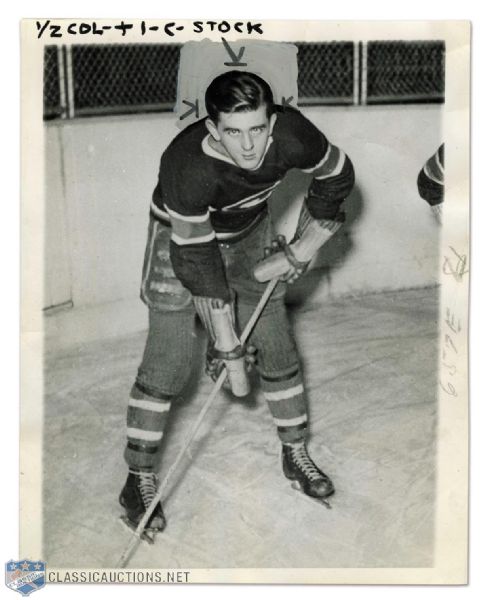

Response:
(116, 276), (279, 568)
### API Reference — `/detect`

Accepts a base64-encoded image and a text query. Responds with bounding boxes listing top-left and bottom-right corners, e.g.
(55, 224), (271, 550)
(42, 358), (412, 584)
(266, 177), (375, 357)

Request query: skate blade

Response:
(290, 482), (332, 509)
(119, 516), (158, 544)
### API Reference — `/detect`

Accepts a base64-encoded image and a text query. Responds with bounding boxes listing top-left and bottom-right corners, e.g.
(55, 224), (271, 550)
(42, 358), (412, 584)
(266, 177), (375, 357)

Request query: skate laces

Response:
(134, 471), (158, 509)
(290, 444), (323, 482)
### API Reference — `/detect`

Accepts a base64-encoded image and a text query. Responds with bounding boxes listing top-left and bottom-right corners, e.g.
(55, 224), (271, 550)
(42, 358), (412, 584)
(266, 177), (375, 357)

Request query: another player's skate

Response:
(119, 469), (166, 544)
(282, 442), (334, 508)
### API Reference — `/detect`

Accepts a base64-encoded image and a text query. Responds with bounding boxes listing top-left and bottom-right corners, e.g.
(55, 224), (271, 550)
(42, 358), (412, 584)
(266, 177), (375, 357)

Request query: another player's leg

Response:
(120, 308), (196, 540)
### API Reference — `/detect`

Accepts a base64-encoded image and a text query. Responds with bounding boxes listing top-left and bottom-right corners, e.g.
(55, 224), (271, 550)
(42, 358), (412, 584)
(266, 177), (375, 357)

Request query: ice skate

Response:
(282, 442), (334, 509)
(119, 469), (166, 544)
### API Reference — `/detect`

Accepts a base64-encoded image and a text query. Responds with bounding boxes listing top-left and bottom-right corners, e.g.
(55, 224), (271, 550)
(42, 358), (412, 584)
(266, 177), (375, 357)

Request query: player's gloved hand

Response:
(260, 235), (309, 284)
(194, 295), (252, 396)
(205, 342), (258, 388)
(253, 204), (344, 284)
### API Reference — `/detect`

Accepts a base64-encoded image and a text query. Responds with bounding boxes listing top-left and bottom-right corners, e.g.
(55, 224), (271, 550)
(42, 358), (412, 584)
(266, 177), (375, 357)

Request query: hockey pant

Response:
(124, 216), (308, 470)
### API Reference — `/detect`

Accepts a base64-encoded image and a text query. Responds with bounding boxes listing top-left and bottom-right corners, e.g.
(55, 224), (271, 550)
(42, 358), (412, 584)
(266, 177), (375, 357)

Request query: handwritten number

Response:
(439, 381), (458, 397)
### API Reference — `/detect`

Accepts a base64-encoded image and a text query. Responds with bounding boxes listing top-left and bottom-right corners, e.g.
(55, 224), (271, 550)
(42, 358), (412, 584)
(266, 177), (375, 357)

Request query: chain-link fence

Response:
(71, 44), (180, 115)
(297, 42), (355, 105)
(43, 40), (445, 119)
(366, 41), (445, 104)
(44, 46), (63, 119)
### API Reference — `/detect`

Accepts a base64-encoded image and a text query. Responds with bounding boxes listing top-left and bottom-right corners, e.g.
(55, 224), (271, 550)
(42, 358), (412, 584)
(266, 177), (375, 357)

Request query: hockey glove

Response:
(261, 235), (310, 284)
(193, 295), (251, 397)
(205, 342), (258, 387)
(253, 203), (344, 283)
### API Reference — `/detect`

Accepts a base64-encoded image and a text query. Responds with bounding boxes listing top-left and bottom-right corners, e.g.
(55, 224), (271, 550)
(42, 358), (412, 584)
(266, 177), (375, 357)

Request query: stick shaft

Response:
(116, 277), (278, 568)
(240, 278), (278, 344)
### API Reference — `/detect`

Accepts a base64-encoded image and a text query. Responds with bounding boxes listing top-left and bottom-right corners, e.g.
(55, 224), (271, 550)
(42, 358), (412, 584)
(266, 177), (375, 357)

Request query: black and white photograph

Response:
(19, 19), (469, 584)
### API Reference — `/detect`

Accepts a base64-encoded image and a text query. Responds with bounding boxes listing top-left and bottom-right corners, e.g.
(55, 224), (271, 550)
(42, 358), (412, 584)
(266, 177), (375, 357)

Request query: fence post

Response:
(65, 45), (75, 119)
(56, 46), (68, 119)
(360, 41), (368, 106)
(353, 42), (360, 106)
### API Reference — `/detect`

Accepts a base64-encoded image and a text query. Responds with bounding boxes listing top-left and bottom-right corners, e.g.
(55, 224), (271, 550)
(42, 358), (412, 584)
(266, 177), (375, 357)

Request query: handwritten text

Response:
(36, 20), (264, 40)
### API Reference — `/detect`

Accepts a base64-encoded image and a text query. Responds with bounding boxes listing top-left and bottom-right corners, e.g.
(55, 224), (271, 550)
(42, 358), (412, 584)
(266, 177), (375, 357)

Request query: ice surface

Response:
(43, 287), (438, 569)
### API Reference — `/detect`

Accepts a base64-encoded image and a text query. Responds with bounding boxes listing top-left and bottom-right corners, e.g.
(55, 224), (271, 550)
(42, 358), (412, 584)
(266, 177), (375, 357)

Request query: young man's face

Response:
(206, 105), (277, 170)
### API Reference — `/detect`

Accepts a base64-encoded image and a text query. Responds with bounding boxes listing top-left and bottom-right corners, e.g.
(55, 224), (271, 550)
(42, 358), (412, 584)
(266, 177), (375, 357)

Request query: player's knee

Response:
(259, 362), (301, 384)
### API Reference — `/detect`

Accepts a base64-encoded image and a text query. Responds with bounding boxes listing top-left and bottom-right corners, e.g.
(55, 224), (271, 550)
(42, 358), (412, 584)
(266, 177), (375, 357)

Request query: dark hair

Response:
(205, 71), (275, 123)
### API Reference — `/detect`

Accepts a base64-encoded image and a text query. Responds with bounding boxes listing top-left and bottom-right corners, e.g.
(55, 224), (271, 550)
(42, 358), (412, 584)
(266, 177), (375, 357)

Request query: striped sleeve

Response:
(164, 206), (215, 246)
(153, 158), (231, 301)
(417, 144), (445, 206)
(303, 141), (347, 180)
(166, 206), (231, 301)
(305, 142), (355, 220)
(283, 109), (354, 220)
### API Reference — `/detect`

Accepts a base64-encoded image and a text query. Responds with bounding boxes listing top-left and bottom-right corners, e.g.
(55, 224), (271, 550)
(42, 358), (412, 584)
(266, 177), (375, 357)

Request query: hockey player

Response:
(417, 144), (444, 224)
(119, 71), (355, 538)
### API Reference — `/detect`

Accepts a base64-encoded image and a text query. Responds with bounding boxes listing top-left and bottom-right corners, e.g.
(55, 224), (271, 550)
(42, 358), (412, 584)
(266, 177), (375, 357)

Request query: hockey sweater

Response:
(417, 144), (445, 206)
(150, 106), (354, 300)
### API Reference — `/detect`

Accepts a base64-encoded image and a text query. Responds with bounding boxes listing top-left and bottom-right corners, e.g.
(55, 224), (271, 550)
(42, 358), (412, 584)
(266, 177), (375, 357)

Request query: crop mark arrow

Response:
(222, 37), (247, 67)
(180, 99), (199, 120)
(282, 96), (295, 109)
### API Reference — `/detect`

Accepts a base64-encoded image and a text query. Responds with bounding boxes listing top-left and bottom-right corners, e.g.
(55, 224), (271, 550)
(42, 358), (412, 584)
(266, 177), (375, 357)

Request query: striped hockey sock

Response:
(261, 366), (308, 444)
(123, 382), (173, 470)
